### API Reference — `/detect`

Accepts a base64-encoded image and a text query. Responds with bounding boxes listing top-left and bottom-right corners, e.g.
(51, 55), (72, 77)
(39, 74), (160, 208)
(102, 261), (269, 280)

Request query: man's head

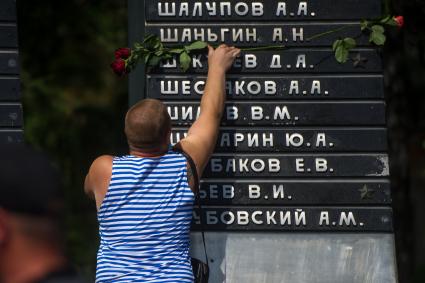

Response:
(0, 144), (65, 282)
(125, 98), (171, 151)
(0, 144), (62, 216)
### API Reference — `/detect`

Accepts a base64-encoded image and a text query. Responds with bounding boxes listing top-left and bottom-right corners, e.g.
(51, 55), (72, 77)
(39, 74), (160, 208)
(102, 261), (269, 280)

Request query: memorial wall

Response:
(0, 0), (22, 144)
(141, 0), (391, 232)
(129, 1), (397, 281)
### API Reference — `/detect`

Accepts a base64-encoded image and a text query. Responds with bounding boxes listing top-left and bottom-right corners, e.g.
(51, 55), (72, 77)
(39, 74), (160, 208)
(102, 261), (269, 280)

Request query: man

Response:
(0, 143), (87, 283)
(85, 44), (240, 282)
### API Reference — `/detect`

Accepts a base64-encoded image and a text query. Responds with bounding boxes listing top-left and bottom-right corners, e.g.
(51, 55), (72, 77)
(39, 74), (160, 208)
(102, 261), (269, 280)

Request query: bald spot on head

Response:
(125, 99), (171, 150)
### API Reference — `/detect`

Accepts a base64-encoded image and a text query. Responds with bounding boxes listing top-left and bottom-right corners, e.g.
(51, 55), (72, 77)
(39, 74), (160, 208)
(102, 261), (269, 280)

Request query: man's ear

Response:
(165, 128), (172, 145)
(0, 209), (10, 245)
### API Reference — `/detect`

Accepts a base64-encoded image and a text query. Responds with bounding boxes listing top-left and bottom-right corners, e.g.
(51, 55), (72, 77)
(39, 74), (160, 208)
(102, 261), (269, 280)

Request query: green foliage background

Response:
(15, 0), (425, 282)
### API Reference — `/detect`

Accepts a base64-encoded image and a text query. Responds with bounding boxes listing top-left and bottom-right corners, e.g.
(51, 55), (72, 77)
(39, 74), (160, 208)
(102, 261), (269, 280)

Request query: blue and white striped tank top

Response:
(96, 150), (195, 283)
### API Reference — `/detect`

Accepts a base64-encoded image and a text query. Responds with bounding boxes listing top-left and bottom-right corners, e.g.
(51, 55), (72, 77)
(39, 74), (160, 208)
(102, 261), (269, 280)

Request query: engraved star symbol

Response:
(8, 113), (17, 120)
(359, 185), (375, 200)
(352, 53), (368, 68)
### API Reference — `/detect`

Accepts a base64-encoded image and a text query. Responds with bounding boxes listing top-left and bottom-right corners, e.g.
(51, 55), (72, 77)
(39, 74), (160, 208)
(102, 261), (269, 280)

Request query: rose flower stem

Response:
(305, 25), (349, 42)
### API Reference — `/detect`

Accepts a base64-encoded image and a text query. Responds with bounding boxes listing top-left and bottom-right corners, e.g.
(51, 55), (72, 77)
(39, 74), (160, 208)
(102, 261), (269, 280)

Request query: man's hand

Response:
(175, 45), (240, 187)
(208, 44), (241, 74)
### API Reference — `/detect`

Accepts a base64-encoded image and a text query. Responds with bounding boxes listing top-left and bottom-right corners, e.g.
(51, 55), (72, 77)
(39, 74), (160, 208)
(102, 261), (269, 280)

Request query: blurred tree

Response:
(385, 0), (425, 282)
(17, 0), (128, 278)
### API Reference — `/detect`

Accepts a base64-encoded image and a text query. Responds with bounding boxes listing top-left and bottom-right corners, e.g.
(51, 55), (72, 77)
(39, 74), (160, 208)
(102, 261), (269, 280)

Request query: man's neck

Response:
(0, 237), (66, 283)
(129, 144), (169, 157)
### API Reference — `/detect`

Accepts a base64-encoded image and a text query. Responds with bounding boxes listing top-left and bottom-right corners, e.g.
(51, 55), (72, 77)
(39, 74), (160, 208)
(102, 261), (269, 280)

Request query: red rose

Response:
(394, 16), (404, 28)
(111, 59), (127, 76)
(114, 47), (131, 59)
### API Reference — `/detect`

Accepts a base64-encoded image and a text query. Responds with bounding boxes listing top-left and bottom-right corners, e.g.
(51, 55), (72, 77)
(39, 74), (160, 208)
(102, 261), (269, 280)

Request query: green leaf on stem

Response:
(145, 35), (161, 50)
(184, 41), (208, 51)
(148, 55), (161, 67)
(370, 31), (386, 45)
(380, 15), (399, 26)
(369, 25), (386, 45)
(135, 47), (148, 54)
(343, 37), (356, 49)
(360, 20), (369, 31)
(154, 41), (163, 50)
(384, 17), (399, 27)
(144, 53), (151, 64)
(179, 52), (191, 72)
(142, 34), (156, 43)
(169, 48), (184, 54)
(380, 16), (391, 24)
(125, 58), (135, 70)
(134, 43), (144, 50)
(155, 50), (164, 56)
(163, 54), (173, 60)
(332, 39), (342, 51)
(332, 37), (356, 63)
(335, 45), (349, 63)
(371, 25), (385, 33)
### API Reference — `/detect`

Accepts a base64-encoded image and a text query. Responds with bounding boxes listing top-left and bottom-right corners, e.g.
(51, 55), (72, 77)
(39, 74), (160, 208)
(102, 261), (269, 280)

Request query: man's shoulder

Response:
(88, 155), (114, 179)
(91, 155), (114, 167)
(85, 155), (114, 198)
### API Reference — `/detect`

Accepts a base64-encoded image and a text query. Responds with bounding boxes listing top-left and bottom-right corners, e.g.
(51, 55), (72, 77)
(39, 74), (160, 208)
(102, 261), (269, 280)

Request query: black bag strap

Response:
(175, 148), (209, 266)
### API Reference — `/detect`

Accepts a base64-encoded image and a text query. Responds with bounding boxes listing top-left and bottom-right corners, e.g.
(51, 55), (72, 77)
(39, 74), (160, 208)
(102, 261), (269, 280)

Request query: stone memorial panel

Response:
(192, 206), (393, 232)
(171, 128), (388, 152)
(0, 77), (20, 101)
(132, 0), (398, 279)
(0, 104), (22, 127)
(0, 52), (19, 74)
(154, 50), (382, 74)
(166, 102), (386, 126)
(146, 23), (370, 46)
(148, 75), (384, 100)
(0, 0), (22, 144)
(0, 129), (23, 144)
(198, 180), (391, 205)
(203, 154), (389, 178)
(0, 0), (16, 22)
(145, 0), (381, 21)
(0, 25), (17, 48)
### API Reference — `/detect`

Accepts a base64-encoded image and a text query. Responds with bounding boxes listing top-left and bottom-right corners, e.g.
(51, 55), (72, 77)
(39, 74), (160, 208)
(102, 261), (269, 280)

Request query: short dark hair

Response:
(124, 99), (171, 149)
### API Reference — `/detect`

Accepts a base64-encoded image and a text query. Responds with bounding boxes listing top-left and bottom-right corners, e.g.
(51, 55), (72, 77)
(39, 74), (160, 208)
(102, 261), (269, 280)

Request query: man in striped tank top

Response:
(85, 44), (240, 282)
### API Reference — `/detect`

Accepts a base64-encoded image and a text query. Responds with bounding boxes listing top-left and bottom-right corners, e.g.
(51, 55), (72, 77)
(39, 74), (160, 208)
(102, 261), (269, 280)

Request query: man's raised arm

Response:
(175, 44), (240, 177)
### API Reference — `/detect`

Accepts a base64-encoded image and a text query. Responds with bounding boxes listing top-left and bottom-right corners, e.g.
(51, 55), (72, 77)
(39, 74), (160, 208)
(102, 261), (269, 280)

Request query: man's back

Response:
(85, 45), (240, 281)
(95, 150), (194, 283)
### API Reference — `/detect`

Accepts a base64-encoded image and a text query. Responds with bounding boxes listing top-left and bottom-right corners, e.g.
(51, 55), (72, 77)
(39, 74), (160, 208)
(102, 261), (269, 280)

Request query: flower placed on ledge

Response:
(115, 47), (131, 59)
(110, 58), (127, 76)
(394, 16), (404, 28)
(110, 34), (288, 76)
(112, 16), (408, 77)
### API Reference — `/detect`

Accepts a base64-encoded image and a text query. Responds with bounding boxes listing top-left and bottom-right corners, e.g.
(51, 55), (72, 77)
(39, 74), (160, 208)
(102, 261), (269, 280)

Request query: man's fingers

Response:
(231, 49), (241, 57)
(208, 45), (214, 56)
(209, 45), (240, 61)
